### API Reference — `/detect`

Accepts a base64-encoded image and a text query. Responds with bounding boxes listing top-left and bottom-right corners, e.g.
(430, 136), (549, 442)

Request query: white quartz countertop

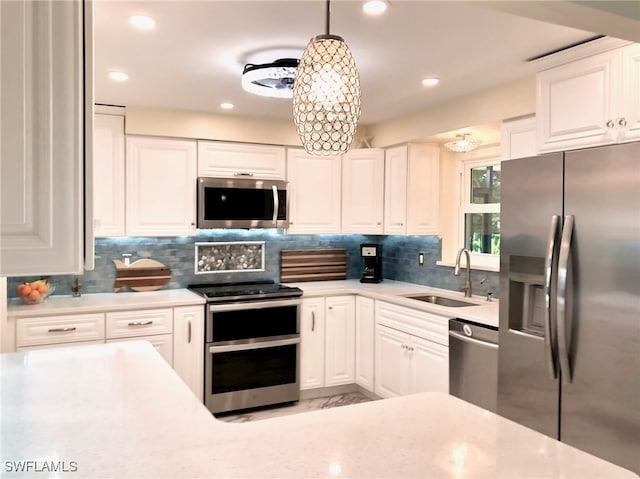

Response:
(1, 342), (635, 479)
(288, 279), (499, 328)
(6, 288), (205, 318)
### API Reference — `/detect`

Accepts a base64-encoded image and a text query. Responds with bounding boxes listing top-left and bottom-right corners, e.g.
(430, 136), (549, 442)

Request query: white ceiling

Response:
(94, 1), (635, 132)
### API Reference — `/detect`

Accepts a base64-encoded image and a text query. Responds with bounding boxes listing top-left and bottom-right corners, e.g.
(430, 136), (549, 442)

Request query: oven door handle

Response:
(207, 298), (301, 313)
(208, 336), (300, 354)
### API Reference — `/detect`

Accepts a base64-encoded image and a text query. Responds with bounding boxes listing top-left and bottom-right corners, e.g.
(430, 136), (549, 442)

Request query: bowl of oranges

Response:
(16, 279), (55, 305)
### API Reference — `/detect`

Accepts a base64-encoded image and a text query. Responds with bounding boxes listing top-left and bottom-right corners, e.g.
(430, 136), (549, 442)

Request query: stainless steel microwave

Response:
(197, 177), (289, 229)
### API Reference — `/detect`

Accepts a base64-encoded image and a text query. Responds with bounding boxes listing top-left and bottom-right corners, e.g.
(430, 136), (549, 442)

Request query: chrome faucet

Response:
(454, 248), (472, 297)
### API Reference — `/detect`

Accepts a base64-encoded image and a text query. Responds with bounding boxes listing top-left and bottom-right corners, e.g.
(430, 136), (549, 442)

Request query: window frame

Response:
(456, 154), (501, 270)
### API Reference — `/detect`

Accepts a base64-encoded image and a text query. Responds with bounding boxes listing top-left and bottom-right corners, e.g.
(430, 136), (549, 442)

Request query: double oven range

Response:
(188, 281), (303, 414)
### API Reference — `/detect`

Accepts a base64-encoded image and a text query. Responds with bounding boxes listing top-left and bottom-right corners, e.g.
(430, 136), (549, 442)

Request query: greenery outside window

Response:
(459, 157), (500, 269)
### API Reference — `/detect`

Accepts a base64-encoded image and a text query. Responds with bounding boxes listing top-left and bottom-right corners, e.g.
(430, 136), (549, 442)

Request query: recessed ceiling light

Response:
(108, 71), (129, 82)
(421, 77), (440, 87)
(362, 1), (388, 15)
(130, 15), (156, 30)
(220, 102), (234, 110)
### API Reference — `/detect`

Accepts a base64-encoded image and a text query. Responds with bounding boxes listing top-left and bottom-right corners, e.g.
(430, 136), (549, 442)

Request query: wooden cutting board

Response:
(280, 249), (347, 283)
(113, 258), (172, 292)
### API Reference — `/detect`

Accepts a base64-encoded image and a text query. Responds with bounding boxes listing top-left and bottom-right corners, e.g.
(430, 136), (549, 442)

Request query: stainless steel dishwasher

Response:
(449, 318), (499, 413)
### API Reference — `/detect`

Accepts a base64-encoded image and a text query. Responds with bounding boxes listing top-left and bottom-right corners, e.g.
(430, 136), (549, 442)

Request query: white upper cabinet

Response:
(287, 148), (342, 234)
(198, 141), (286, 179)
(0, 0), (92, 276)
(501, 116), (537, 161)
(94, 113), (126, 237)
(383, 144), (440, 236)
(341, 149), (385, 234)
(384, 146), (408, 234)
(622, 44), (640, 142)
(126, 136), (197, 236)
(534, 39), (639, 152)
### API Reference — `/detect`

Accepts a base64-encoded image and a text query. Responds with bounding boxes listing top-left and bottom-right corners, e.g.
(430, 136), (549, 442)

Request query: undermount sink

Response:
(403, 294), (479, 308)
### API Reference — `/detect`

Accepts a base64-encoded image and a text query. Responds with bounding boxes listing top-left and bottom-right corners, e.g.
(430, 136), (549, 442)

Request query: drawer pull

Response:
(128, 320), (153, 327)
(48, 327), (77, 333)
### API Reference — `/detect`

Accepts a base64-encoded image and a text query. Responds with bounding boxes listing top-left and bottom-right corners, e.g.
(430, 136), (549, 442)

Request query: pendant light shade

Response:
(292, 2), (361, 155)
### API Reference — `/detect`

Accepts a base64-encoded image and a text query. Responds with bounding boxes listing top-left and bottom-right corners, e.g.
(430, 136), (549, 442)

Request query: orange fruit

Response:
(36, 283), (48, 294)
(20, 284), (32, 297)
(16, 284), (26, 296)
(27, 290), (41, 302)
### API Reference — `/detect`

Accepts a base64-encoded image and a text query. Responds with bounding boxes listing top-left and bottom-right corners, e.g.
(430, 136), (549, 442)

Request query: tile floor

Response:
(215, 391), (375, 423)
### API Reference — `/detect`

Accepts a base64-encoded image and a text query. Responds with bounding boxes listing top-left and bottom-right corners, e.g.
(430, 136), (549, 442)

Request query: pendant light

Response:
(292, 0), (361, 155)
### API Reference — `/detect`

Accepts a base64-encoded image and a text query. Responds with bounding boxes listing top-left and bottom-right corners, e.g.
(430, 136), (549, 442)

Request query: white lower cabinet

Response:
(172, 305), (204, 400)
(300, 295), (355, 390)
(300, 297), (326, 390)
(374, 300), (450, 398)
(324, 296), (356, 386)
(355, 296), (375, 391)
(107, 334), (173, 365)
(13, 302), (205, 397)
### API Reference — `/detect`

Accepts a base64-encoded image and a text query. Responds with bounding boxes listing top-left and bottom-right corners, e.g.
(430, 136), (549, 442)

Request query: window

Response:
(458, 156), (501, 269)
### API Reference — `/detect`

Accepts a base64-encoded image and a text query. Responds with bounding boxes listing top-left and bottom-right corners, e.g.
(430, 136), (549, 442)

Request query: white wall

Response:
(123, 77), (535, 149)
(368, 77), (535, 147)
(125, 106), (303, 146)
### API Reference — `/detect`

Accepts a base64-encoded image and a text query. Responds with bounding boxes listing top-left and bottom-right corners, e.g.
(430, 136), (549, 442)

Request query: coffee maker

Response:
(360, 243), (382, 283)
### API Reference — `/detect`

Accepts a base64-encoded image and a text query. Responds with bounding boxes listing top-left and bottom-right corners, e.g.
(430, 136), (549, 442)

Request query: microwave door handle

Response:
(543, 215), (560, 380)
(557, 215), (574, 384)
(272, 185), (279, 225)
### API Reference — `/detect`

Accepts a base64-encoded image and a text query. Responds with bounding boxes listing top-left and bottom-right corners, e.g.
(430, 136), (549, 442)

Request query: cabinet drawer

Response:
(106, 309), (173, 339)
(16, 314), (106, 347)
(107, 335), (173, 365)
(17, 340), (105, 352)
(375, 301), (450, 346)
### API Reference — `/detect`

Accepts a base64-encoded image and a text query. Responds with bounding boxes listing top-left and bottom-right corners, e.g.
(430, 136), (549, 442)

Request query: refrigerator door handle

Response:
(544, 215), (560, 380)
(557, 214), (575, 384)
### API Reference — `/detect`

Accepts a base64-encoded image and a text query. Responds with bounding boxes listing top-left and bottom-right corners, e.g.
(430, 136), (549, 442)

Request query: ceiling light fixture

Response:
(220, 102), (234, 110)
(129, 15), (156, 30)
(444, 133), (482, 153)
(242, 58), (299, 98)
(292, 0), (361, 156)
(362, 1), (388, 15)
(108, 71), (129, 82)
(421, 77), (440, 87)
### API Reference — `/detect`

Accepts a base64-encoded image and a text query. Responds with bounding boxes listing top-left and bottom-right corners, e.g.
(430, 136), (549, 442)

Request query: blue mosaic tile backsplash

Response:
(7, 231), (500, 298)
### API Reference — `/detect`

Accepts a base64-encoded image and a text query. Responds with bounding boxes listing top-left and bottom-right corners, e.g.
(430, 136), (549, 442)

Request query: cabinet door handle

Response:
(234, 172), (254, 177)
(311, 311), (315, 332)
(128, 320), (153, 327)
(188, 320), (192, 344)
(48, 327), (77, 333)
(619, 118), (627, 127)
(606, 119), (615, 128)
(328, 306), (333, 310)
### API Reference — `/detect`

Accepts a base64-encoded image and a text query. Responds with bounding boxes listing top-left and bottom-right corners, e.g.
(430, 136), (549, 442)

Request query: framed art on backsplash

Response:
(194, 241), (265, 274)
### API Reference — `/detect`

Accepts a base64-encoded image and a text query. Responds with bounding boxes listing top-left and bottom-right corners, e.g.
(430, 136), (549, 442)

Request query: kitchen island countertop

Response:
(1, 341), (636, 479)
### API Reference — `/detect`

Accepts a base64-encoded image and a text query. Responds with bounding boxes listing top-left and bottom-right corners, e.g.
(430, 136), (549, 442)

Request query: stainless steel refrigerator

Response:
(498, 142), (640, 474)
